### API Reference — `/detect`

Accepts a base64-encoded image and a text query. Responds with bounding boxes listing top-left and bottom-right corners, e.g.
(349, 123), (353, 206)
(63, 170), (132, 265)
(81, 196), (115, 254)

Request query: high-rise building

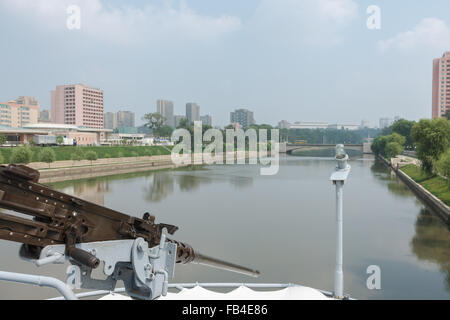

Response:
(186, 103), (200, 125)
(200, 115), (212, 126)
(156, 100), (174, 127)
(432, 52), (450, 118)
(116, 110), (135, 128)
(278, 120), (291, 129)
(174, 115), (187, 128)
(230, 108), (255, 129)
(51, 84), (104, 129)
(104, 112), (115, 129)
(0, 96), (40, 127)
(104, 110), (135, 130)
(379, 118), (393, 129)
(39, 109), (51, 122)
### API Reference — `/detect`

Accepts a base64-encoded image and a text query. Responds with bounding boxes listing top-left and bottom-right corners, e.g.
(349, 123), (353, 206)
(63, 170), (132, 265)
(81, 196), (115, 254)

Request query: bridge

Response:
(280, 143), (372, 155)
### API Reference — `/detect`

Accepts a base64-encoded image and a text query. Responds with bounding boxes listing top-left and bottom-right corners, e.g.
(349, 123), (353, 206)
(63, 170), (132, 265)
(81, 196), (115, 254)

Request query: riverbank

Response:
(378, 156), (450, 224)
(33, 151), (260, 183)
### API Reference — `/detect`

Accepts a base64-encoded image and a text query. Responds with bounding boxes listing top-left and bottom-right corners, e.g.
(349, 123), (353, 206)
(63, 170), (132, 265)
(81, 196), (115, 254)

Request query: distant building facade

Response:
(289, 122), (328, 130)
(432, 51), (450, 118)
(230, 108), (255, 129)
(0, 96), (40, 127)
(200, 115), (212, 126)
(51, 84), (104, 129)
(39, 109), (51, 123)
(156, 99), (174, 127)
(278, 120), (291, 129)
(104, 110), (135, 130)
(186, 103), (200, 125)
(379, 118), (394, 129)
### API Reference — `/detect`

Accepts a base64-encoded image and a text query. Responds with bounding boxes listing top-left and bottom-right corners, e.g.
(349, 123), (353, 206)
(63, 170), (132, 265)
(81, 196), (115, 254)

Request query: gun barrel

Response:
(192, 253), (260, 278)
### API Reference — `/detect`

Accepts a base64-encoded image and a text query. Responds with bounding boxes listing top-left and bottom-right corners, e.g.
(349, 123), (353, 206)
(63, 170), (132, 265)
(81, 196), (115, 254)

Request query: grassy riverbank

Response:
(400, 164), (450, 206)
(0, 145), (172, 163)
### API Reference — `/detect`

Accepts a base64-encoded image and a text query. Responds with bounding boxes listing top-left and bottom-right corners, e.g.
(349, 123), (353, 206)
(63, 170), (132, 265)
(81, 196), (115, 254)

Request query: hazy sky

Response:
(1, 0), (449, 127)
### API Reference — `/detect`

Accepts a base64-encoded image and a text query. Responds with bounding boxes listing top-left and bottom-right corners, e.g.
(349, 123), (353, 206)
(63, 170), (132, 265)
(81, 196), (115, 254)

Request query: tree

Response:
(385, 142), (403, 158)
(412, 118), (450, 173)
(392, 119), (415, 149)
(386, 132), (406, 146)
(39, 148), (56, 168)
(176, 118), (190, 130)
(156, 125), (174, 138)
(71, 147), (85, 161)
(56, 136), (64, 145)
(10, 146), (33, 164)
(0, 134), (6, 146)
(435, 149), (450, 178)
(371, 136), (388, 156)
(143, 113), (165, 137)
(85, 150), (98, 164)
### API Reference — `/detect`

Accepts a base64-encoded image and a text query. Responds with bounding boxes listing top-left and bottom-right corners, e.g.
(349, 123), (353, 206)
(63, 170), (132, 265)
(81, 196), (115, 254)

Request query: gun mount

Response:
(0, 164), (259, 299)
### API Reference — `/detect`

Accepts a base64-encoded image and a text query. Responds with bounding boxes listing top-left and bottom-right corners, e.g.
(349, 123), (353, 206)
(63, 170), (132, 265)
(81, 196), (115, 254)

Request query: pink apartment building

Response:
(432, 52), (450, 118)
(51, 84), (104, 129)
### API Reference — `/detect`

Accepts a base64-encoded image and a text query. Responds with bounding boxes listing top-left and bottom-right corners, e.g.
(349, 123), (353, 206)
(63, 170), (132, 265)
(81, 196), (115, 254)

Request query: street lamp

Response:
(329, 144), (351, 299)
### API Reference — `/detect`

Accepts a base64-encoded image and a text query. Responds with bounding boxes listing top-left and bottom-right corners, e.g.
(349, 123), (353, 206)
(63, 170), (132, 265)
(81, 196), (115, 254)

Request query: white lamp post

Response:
(329, 144), (351, 299)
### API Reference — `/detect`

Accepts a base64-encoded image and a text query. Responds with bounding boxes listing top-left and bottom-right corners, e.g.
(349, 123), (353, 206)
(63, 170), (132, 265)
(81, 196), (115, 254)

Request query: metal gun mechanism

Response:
(28, 232), (176, 300)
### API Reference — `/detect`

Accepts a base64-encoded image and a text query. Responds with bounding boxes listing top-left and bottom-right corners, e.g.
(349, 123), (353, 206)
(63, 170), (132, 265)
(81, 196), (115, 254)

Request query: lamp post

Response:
(329, 144), (351, 299)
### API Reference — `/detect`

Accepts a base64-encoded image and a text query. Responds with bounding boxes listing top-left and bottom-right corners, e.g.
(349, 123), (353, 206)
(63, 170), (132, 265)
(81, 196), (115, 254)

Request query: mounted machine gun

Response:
(0, 164), (259, 299)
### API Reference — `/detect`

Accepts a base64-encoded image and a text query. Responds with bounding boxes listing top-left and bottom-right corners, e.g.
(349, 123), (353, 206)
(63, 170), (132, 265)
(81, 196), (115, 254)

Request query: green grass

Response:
(0, 145), (173, 164)
(401, 164), (450, 206)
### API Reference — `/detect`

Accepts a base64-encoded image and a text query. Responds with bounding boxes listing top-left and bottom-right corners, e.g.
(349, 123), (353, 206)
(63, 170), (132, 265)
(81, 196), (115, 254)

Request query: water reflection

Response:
(411, 209), (450, 291)
(49, 167), (254, 205)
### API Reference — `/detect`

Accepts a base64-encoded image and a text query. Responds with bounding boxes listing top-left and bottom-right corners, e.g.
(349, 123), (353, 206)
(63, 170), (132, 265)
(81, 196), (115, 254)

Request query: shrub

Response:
(436, 149), (450, 178)
(39, 148), (56, 165)
(85, 150), (98, 162)
(104, 153), (111, 158)
(131, 151), (139, 157)
(71, 148), (85, 161)
(56, 136), (64, 145)
(10, 146), (33, 164)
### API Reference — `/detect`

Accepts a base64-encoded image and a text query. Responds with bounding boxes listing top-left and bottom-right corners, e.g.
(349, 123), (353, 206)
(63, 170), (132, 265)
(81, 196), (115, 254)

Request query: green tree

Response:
(71, 147), (85, 161)
(85, 150), (98, 164)
(412, 118), (450, 173)
(386, 132), (406, 146)
(39, 148), (56, 168)
(392, 119), (415, 149)
(143, 113), (166, 137)
(0, 134), (6, 146)
(385, 142), (403, 158)
(371, 136), (388, 157)
(176, 118), (190, 130)
(10, 146), (33, 164)
(155, 125), (174, 138)
(435, 149), (450, 178)
(56, 136), (64, 145)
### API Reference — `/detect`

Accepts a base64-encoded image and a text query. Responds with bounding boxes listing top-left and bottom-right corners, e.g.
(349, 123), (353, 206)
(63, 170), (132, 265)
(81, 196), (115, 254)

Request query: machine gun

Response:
(0, 164), (259, 299)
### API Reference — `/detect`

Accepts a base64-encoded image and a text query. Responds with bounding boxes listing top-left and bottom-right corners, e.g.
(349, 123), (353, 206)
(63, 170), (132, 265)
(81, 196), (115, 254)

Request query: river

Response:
(0, 155), (449, 299)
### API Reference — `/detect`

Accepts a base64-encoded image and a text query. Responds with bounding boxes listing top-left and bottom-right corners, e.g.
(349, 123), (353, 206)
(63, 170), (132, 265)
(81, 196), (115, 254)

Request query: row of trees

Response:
(3, 146), (99, 166)
(372, 118), (450, 177)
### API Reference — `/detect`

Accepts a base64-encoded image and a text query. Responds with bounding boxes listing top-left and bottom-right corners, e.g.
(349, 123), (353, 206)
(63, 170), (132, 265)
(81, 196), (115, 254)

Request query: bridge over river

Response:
(280, 142), (372, 155)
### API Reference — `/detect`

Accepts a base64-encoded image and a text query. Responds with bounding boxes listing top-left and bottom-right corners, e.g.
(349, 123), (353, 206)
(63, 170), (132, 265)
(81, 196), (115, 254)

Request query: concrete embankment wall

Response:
(378, 156), (449, 224)
(36, 151), (261, 183)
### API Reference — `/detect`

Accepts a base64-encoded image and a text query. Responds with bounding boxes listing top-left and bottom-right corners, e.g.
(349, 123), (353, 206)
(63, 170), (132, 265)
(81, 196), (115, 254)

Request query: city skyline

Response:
(2, 1), (449, 127)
